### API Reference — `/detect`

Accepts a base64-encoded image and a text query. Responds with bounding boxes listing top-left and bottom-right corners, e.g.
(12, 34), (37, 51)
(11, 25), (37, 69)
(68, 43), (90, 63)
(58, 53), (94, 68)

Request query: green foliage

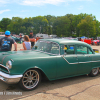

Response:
(0, 13), (100, 37)
(0, 28), (4, 32)
(32, 16), (48, 34)
(0, 18), (11, 31)
(77, 15), (98, 37)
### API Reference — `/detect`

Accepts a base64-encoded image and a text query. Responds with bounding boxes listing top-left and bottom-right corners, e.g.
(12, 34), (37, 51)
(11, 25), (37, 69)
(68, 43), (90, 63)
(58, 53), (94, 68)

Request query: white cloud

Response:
(0, 9), (10, 14)
(0, 0), (93, 6)
(0, 0), (9, 6)
(78, 5), (83, 10)
(0, 0), (11, 5)
(19, 0), (93, 6)
(19, 0), (66, 6)
(21, 10), (29, 12)
(67, 0), (92, 1)
(0, 0), (7, 3)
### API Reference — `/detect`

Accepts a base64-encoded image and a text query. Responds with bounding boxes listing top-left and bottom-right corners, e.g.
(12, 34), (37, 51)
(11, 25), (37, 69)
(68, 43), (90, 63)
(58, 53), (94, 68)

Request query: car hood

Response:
(0, 50), (54, 64)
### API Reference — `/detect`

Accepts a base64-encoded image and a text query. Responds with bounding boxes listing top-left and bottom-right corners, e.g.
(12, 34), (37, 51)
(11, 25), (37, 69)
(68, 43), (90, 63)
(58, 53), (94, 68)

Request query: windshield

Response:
(32, 40), (60, 54)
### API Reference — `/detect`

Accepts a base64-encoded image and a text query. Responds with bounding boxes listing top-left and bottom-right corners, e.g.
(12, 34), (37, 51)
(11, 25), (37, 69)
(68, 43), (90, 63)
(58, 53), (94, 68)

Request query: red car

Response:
(81, 39), (91, 44)
(91, 40), (100, 45)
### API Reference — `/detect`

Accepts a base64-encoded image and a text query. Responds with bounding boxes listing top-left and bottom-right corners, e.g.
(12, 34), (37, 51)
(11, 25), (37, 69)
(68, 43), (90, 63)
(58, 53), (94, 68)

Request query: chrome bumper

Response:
(0, 71), (23, 84)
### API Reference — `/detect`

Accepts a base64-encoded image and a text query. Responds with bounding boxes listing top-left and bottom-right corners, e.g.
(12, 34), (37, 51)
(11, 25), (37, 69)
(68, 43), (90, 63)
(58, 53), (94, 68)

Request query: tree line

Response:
(0, 13), (100, 38)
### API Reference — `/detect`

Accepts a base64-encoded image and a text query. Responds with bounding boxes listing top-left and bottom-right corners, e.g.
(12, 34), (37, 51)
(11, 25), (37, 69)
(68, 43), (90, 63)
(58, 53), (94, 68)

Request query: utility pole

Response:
(39, 26), (41, 33)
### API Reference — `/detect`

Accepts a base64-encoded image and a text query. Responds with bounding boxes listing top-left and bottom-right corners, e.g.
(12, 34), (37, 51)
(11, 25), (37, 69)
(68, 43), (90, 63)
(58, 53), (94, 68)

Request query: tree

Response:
(44, 15), (56, 34)
(0, 18), (11, 31)
(0, 13), (99, 37)
(22, 17), (33, 34)
(77, 15), (97, 37)
(32, 16), (48, 34)
(53, 16), (70, 37)
(7, 17), (23, 34)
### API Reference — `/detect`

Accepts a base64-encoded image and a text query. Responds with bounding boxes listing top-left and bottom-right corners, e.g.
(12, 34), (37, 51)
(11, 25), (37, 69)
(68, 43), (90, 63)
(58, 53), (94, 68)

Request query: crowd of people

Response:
(0, 30), (36, 51)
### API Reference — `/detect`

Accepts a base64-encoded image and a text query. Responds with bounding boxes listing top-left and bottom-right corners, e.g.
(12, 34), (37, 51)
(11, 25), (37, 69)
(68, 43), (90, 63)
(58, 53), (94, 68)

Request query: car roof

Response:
(39, 39), (91, 47)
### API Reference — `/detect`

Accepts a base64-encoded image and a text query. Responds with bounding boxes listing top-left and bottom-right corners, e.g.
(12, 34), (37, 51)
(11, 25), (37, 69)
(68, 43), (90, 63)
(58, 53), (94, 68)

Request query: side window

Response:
(76, 45), (87, 54)
(61, 45), (75, 55)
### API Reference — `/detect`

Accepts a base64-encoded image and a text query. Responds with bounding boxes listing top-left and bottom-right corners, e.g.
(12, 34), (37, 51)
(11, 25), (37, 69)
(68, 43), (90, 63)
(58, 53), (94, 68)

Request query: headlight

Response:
(6, 60), (12, 69)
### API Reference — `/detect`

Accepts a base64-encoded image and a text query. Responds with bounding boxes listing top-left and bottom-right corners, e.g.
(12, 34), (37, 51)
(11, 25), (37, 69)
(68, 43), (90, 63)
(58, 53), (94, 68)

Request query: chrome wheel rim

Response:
(22, 70), (39, 89)
(92, 68), (98, 75)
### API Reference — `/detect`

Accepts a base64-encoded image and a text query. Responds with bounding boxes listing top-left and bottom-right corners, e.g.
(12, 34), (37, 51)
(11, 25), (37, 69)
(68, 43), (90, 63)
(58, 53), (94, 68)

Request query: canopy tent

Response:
(81, 36), (87, 39)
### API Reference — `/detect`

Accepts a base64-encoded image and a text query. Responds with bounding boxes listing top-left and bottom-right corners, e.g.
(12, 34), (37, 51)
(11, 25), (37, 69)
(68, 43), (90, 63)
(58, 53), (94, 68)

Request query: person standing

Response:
(22, 35), (31, 50)
(0, 31), (17, 51)
(19, 33), (22, 44)
(29, 31), (36, 48)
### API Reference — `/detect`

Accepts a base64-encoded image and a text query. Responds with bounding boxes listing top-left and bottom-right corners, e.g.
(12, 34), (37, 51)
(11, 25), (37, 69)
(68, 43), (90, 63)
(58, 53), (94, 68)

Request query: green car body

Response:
(0, 39), (100, 90)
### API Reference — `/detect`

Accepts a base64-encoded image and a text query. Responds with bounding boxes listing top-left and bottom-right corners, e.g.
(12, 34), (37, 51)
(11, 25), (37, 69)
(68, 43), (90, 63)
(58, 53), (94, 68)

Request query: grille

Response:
(0, 64), (9, 74)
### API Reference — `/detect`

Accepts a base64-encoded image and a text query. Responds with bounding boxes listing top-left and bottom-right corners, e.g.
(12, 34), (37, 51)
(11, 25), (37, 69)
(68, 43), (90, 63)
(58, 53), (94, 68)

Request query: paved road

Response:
(0, 44), (100, 100)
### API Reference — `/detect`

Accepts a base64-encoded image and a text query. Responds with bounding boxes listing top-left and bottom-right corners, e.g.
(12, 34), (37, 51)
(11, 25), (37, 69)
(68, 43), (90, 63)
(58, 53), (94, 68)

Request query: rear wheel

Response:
(19, 69), (41, 91)
(89, 68), (99, 77)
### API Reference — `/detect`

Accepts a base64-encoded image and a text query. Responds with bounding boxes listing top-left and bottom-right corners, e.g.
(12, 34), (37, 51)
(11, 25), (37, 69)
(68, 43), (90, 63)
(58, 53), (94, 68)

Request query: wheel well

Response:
(28, 68), (49, 81)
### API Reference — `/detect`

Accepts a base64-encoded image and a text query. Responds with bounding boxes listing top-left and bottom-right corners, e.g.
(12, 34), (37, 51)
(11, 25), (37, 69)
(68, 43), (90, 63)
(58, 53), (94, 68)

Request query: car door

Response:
(56, 45), (78, 78)
(76, 45), (92, 74)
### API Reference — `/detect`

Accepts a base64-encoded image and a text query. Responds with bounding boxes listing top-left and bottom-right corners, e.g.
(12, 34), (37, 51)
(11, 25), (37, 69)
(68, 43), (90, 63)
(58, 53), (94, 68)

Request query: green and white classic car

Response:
(0, 39), (100, 91)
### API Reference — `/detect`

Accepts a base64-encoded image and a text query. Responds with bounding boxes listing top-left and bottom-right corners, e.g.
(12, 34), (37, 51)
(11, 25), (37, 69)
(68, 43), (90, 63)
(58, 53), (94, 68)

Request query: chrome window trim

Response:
(33, 50), (60, 56)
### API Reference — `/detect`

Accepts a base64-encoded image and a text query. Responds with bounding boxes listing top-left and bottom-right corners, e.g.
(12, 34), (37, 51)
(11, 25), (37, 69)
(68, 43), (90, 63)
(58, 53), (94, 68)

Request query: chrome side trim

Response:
(0, 71), (23, 84)
(62, 56), (100, 64)
(0, 64), (10, 73)
(2, 54), (16, 64)
(89, 60), (100, 63)
(2, 55), (9, 64)
(62, 56), (79, 64)
(78, 60), (100, 64)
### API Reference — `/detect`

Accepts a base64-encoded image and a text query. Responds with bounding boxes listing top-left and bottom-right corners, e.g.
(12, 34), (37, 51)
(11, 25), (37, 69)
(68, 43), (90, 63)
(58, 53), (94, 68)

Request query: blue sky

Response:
(0, 0), (100, 21)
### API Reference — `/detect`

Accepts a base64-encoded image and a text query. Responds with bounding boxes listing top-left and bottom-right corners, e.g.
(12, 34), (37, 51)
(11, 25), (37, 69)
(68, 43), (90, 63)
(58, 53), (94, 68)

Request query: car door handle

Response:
(85, 55), (90, 57)
(73, 56), (77, 58)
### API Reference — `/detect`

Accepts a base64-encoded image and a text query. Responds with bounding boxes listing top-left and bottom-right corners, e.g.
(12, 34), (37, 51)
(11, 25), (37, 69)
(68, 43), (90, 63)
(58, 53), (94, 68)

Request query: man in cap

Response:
(29, 30), (36, 48)
(0, 30), (17, 51)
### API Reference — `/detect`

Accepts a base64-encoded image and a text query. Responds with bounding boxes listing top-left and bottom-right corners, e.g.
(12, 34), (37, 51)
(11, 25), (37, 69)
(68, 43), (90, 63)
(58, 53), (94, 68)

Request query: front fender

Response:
(8, 56), (57, 80)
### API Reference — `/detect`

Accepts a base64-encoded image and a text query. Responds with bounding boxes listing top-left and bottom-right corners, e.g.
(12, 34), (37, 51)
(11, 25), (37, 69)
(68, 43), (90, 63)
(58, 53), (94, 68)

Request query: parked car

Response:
(0, 35), (4, 39)
(0, 35), (20, 42)
(0, 39), (100, 91)
(11, 35), (20, 42)
(91, 40), (100, 45)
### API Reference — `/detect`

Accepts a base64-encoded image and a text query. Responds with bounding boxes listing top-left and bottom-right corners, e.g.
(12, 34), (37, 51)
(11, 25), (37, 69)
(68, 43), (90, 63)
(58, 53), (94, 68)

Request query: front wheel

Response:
(89, 68), (99, 77)
(19, 69), (41, 91)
